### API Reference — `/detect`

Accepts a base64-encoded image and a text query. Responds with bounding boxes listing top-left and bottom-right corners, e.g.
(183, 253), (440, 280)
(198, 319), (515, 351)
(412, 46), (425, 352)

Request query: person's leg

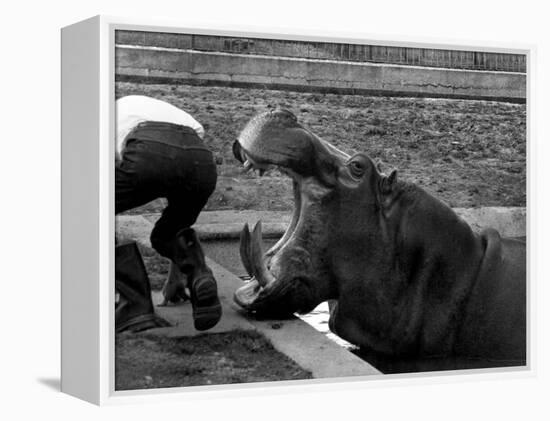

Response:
(149, 149), (220, 330)
(174, 227), (221, 331)
(149, 147), (217, 260)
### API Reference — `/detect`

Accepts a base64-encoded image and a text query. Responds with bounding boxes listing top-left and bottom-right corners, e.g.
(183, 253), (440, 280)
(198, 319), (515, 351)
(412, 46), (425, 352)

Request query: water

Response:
(297, 302), (354, 349)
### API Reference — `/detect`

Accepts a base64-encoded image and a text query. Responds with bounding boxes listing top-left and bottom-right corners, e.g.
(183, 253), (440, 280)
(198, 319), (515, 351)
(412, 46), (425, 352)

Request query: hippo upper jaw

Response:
(233, 108), (348, 185)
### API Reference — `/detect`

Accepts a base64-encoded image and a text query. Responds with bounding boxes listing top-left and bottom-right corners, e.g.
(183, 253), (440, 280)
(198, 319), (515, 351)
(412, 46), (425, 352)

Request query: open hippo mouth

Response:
(232, 109), (351, 318)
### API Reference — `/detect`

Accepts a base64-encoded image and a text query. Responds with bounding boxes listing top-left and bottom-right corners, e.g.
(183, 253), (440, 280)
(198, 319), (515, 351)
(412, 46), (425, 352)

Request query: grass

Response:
(115, 329), (312, 390)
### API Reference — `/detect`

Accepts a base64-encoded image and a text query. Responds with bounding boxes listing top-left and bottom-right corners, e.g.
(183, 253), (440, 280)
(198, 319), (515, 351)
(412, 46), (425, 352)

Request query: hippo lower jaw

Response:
(233, 216), (315, 318)
(233, 265), (319, 318)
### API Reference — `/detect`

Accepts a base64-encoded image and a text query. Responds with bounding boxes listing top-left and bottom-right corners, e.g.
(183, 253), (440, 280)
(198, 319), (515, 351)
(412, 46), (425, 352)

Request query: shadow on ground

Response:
(37, 377), (60, 392)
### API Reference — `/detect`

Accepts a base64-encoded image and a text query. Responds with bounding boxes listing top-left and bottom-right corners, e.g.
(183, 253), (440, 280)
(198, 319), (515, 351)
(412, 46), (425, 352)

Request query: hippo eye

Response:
(348, 160), (366, 178)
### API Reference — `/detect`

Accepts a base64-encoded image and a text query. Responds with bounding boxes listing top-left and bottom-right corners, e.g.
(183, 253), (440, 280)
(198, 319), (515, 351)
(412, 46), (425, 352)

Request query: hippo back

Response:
(456, 230), (526, 363)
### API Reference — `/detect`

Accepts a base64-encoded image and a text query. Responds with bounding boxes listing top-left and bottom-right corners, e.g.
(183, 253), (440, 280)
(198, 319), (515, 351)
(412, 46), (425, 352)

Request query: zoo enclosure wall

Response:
(116, 31), (526, 73)
(115, 31), (527, 102)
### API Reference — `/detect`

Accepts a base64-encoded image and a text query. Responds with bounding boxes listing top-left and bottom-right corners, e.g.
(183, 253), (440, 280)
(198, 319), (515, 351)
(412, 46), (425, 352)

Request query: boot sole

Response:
(191, 275), (222, 331)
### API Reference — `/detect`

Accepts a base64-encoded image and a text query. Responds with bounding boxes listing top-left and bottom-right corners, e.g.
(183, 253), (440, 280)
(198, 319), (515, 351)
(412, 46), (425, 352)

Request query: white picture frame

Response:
(61, 15), (532, 405)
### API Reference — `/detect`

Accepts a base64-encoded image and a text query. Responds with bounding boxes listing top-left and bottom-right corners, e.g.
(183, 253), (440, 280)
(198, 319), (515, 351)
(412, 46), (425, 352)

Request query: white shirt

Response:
(116, 95), (205, 161)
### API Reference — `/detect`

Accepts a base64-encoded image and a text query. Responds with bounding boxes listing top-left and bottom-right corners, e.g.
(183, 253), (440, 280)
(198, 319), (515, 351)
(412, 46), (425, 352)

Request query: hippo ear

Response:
(380, 169), (398, 194)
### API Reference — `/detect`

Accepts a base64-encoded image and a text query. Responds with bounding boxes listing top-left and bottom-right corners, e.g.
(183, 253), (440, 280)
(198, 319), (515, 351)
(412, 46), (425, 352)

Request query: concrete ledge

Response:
(195, 221), (289, 240)
(115, 46), (525, 102)
(129, 206), (526, 243)
(454, 207), (526, 238)
(192, 207), (526, 239)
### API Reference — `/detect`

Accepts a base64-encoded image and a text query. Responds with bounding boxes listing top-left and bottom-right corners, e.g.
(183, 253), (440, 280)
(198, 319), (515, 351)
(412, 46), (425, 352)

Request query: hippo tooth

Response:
(248, 221), (265, 286)
(239, 223), (254, 278)
(250, 221), (275, 288)
(243, 160), (253, 172)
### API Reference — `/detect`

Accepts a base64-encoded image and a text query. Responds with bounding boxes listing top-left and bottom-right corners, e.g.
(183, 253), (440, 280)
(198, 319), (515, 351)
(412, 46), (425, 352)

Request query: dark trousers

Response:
(116, 122), (217, 261)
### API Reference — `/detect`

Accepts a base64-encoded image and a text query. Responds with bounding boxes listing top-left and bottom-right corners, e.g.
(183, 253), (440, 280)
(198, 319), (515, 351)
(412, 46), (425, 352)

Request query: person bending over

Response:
(115, 95), (221, 332)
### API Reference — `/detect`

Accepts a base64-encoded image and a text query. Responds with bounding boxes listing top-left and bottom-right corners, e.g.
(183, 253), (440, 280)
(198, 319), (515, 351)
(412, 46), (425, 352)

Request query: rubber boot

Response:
(174, 228), (222, 331)
(115, 242), (170, 333)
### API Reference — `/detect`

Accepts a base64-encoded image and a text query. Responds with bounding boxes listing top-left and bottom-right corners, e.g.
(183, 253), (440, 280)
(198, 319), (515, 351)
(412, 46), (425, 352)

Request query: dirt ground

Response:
(115, 330), (312, 390)
(116, 81), (526, 215)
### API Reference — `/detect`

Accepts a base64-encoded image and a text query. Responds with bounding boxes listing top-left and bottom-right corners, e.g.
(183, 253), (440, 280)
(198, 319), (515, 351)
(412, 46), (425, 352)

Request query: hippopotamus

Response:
(232, 109), (526, 372)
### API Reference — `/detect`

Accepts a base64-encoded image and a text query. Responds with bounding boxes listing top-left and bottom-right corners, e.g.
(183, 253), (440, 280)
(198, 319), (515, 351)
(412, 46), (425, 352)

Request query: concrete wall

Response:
(116, 31), (527, 73)
(116, 46), (526, 102)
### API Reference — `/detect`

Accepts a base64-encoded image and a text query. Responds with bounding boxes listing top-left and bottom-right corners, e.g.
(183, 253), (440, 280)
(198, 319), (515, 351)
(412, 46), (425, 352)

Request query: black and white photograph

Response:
(7, 0), (550, 418)
(113, 29), (527, 391)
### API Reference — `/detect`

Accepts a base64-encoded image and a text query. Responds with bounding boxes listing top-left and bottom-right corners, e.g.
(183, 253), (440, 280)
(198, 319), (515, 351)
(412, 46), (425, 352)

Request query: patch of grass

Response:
(115, 329), (313, 390)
